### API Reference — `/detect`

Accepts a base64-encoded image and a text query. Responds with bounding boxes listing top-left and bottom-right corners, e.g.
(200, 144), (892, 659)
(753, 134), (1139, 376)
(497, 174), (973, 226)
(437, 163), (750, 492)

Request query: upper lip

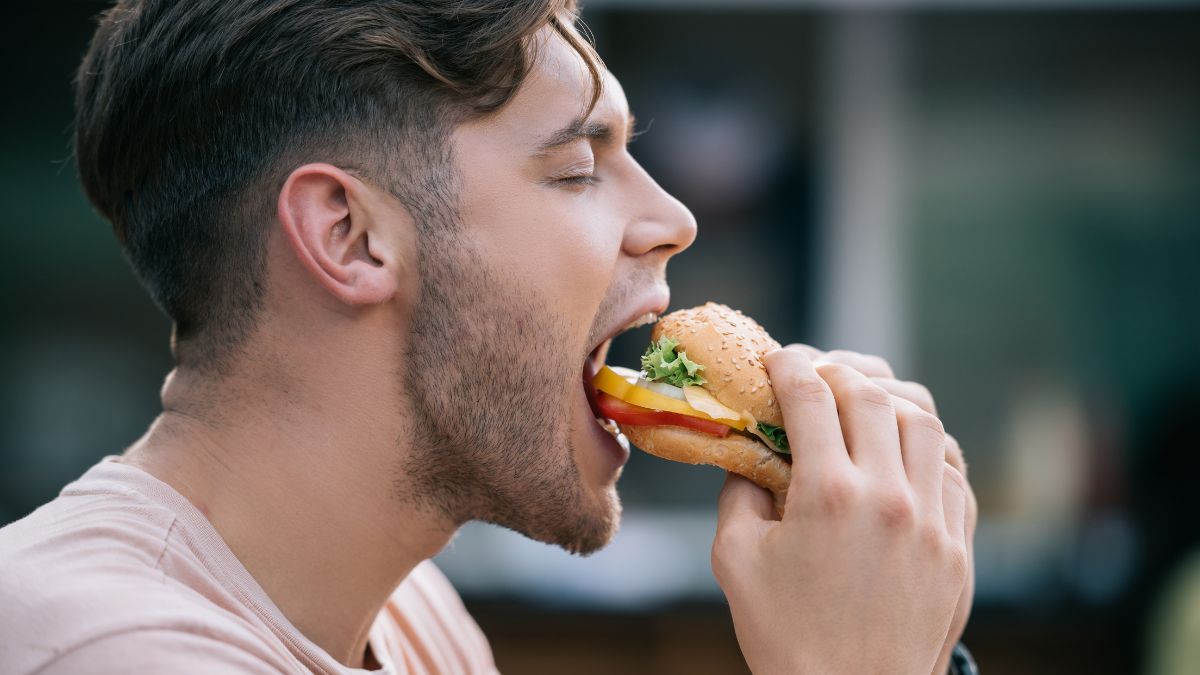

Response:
(588, 288), (671, 358)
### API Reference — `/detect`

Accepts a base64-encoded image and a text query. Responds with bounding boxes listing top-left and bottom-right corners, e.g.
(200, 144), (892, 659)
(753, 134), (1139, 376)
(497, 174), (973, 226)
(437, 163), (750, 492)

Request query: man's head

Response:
(75, 0), (598, 368)
(76, 1), (696, 554)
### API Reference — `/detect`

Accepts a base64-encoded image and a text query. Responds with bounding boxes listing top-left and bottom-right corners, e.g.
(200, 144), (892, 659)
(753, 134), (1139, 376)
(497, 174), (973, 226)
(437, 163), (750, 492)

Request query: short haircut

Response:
(74, 0), (601, 370)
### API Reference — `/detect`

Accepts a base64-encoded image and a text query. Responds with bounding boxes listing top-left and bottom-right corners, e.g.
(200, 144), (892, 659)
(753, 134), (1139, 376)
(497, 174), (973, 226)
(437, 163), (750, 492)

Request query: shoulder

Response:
(0, 489), (283, 674)
(0, 573), (290, 674)
(33, 628), (287, 675)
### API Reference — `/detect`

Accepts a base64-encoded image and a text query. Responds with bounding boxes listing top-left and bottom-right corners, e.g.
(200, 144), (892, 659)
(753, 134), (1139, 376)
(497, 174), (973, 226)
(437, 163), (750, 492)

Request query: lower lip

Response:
(580, 374), (630, 471)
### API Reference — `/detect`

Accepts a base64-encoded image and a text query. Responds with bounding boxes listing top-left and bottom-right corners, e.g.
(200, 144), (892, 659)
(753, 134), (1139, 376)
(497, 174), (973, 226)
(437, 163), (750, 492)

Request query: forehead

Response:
(464, 27), (629, 146)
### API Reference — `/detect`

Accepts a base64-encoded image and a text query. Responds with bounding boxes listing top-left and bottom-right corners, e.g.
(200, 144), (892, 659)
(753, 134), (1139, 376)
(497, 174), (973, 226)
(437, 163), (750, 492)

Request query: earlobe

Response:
(277, 163), (400, 307)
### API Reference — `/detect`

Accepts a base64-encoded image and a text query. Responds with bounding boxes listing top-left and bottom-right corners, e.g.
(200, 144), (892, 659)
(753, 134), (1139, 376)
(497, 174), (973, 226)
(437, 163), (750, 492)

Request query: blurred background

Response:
(2, 1), (1199, 673)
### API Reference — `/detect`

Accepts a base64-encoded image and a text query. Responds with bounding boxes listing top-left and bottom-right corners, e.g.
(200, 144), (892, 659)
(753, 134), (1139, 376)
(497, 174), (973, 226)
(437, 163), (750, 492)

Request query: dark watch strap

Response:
(949, 643), (978, 675)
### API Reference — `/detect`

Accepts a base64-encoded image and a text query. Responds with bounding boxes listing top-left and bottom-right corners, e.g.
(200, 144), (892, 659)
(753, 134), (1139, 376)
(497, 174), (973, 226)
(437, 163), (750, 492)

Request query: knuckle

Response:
(920, 523), (947, 555)
(821, 349), (857, 365)
(901, 407), (946, 439)
(966, 485), (979, 524)
(710, 531), (739, 583)
(945, 434), (967, 474)
(863, 354), (896, 378)
(766, 344), (810, 370)
(784, 342), (823, 360)
(823, 349), (895, 378)
(815, 473), (860, 515)
(868, 355), (897, 374)
(943, 463), (968, 495)
(848, 382), (895, 411)
(782, 371), (832, 405)
(874, 488), (916, 529)
(712, 520), (742, 553)
(946, 541), (970, 583)
(814, 360), (855, 380)
(907, 380), (936, 411)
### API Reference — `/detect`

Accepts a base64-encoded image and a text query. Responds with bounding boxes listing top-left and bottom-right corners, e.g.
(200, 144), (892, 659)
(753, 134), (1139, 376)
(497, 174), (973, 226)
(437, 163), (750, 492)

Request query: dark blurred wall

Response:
(0, 3), (173, 526)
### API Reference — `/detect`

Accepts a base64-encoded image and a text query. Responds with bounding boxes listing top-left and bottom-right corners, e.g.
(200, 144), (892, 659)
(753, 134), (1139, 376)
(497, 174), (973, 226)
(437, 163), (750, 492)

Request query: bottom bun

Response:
(621, 424), (791, 511)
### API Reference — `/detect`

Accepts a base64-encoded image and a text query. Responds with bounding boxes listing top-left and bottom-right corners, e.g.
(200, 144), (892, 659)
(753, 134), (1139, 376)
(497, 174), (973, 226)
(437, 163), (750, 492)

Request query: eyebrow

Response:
(532, 113), (638, 157)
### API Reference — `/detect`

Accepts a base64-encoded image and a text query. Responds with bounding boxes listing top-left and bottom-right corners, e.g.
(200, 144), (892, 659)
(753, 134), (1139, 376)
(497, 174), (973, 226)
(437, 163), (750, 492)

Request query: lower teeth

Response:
(596, 418), (630, 450)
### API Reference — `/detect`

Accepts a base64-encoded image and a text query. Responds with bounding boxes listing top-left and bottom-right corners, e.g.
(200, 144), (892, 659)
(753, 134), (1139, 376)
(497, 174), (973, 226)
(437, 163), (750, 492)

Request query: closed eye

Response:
(557, 174), (598, 186)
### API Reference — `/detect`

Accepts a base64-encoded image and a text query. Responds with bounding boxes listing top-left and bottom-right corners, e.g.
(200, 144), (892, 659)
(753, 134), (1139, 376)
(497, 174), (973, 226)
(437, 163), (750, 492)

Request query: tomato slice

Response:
(592, 365), (745, 429)
(595, 392), (731, 438)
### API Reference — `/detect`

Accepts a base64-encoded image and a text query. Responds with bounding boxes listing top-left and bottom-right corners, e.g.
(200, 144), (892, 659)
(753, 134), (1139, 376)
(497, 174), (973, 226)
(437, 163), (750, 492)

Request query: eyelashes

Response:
(556, 173), (599, 186)
(546, 157), (599, 188)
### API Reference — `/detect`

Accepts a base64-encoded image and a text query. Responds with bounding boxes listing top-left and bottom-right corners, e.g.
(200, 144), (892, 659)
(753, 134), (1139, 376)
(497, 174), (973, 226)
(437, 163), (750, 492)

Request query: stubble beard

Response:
(399, 230), (619, 556)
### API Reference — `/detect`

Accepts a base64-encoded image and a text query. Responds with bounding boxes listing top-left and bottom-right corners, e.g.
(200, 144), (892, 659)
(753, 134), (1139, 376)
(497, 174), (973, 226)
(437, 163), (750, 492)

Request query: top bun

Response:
(651, 302), (783, 427)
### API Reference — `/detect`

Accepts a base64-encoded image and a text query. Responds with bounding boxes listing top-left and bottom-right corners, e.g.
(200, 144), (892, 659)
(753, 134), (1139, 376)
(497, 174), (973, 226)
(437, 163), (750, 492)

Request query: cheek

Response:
(472, 191), (621, 306)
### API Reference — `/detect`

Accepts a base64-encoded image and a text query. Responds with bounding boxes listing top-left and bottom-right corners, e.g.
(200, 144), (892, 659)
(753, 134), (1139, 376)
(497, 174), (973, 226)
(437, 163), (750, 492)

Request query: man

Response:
(0, 1), (976, 673)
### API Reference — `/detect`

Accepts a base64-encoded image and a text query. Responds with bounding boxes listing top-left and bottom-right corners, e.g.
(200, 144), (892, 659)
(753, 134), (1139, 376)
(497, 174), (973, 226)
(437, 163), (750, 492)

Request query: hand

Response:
(805, 348), (978, 674)
(712, 345), (970, 675)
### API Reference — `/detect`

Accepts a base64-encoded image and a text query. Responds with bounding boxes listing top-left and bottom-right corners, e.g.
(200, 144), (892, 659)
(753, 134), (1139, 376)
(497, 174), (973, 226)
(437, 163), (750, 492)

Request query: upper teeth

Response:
(623, 312), (660, 332)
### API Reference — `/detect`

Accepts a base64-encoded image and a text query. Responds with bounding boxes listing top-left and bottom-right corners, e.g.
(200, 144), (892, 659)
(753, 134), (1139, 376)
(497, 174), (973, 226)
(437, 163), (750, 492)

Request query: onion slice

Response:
(682, 386), (742, 424)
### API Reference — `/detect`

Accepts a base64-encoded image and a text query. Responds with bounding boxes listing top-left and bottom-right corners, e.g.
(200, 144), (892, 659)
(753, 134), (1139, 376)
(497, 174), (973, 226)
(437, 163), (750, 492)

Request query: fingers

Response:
(944, 433), (966, 476)
(809, 347), (935, 415)
(872, 378), (937, 415)
(894, 396), (946, 517)
(941, 464), (968, 546)
(713, 474), (773, 585)
(815, 349), (895, 379)
(785, 343), (825, 361)
(764, 346), (852, 487)
(717, 472), (777, 528)
(945, 433), (977, 544)
(814, 362), (904, 479)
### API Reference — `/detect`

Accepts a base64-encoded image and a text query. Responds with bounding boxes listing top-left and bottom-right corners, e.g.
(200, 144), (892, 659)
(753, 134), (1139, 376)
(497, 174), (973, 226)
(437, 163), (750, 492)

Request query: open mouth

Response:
(583, 311), (661, 428)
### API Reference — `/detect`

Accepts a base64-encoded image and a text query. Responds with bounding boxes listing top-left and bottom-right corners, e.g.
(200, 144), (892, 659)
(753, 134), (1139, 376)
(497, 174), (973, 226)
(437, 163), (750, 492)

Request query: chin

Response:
(562, 487), (622, 556)
(547, 443), (624, 556)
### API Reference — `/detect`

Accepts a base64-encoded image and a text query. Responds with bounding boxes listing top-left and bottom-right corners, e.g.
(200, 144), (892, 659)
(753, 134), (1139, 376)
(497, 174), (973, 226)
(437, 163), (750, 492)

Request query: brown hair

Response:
(74, 0), (602, 370)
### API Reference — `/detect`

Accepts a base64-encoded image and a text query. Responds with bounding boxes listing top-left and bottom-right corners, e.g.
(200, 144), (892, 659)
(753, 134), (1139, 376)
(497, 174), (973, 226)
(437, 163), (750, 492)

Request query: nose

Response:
(621, 160), (698, 259)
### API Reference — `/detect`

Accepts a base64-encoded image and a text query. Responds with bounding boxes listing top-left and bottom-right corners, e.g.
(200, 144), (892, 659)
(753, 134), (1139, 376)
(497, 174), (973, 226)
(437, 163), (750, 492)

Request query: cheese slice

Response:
(741, 411), (778, 450)
(592, 365), (746, 430)
(682, 386), (742, 425)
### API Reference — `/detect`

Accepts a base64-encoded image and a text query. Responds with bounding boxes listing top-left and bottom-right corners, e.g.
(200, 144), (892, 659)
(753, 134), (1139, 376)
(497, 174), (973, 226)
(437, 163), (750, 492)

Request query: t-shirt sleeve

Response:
(38, 629), (287, 675)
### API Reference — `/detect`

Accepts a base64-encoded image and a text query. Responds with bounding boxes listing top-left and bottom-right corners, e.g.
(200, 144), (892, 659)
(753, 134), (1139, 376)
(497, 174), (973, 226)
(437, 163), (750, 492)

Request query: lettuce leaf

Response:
(757, 422), (790, 454)
(640, 336), (707, 388)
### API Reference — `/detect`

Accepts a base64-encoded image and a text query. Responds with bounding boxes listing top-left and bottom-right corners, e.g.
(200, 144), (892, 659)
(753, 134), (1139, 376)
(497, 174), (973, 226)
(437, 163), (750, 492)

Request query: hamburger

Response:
(590, 302), (791, 508)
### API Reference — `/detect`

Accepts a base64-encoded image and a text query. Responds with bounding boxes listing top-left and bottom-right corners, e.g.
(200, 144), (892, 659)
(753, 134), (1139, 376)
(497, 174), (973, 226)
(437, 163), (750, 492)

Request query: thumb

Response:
(717, 473), (776, 530)
(713, 474), (773, 586)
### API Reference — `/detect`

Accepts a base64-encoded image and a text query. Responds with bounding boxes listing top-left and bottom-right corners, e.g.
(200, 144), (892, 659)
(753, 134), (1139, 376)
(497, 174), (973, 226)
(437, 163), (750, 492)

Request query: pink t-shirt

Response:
(0, 457), (498, 675)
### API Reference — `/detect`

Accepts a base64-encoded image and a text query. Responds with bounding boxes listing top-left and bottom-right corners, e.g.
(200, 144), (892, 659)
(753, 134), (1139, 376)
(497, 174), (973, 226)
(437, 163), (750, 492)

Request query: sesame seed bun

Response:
(616, 303), (791, 508)
(652, 302), (783, 426)
(621, 424), (790, 509)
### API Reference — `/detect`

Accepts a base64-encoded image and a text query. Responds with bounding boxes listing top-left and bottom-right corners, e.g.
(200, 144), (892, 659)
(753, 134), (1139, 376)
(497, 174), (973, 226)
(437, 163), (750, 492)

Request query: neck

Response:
(124, 356), (457, 668)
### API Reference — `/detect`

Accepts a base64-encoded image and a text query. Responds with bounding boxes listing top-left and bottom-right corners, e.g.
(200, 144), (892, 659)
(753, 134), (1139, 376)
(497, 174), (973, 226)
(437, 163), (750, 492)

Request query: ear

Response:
(277, 163), (404, 307)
